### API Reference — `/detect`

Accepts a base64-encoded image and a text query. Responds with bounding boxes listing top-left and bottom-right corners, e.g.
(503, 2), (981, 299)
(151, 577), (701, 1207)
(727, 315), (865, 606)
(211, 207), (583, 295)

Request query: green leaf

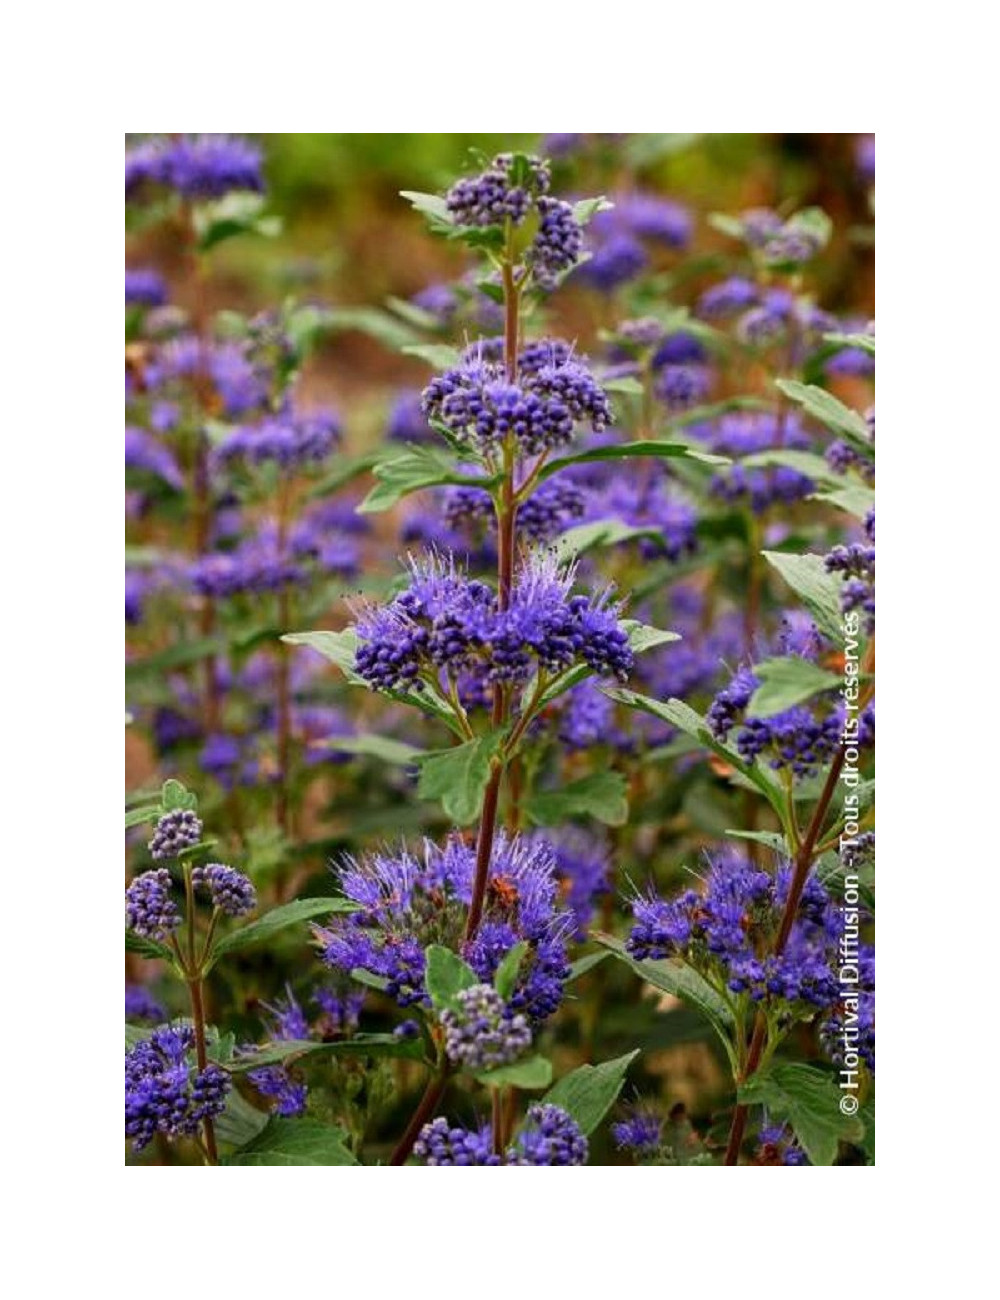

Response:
(124, 803), (161, 829)
(195, 193), (280, 251)
(623, 620), (682, 655)
(125, 930), (174, 963)
(542, 1050), (640, 1136)
(775, 379), (871, 452)
(593, 934), (735, 1067)
(282, 629), (363, 682)
(571, 196), (614, 226)
(554, 519), (661, 559)
(399, 189), (453, 227)
(125, 637), (225, 680)
(494, 941), (528, 1001)
(209, 898), (357, 966)
(308, 452), (380, 498)
(739, 1063), (864, 1166)
(425, 944), (479, 1012)
(223, 1118), (358, 1166)
(159, 774), (197, 806)
(214, 1088), (269, 1149)
(762, 551), (846, 644)
(567, 951), (610, 982)
(746, 656), (841, 718)
(708, 212), (746, 240)
(476, 1055), (553, 1090)
(601, 375), (643, 396)
(401, 343), (463, 368)
(602, 688), (786, 822)
(358, 445), (496, 513)
(725, 829), (788, 854)
(527, 771), (628, 827)
(812, 484), (876, 521)
(740, 448), (838, 482)
(823, 331), (875, 357)
(324, 735), (424, 765)
(324, 305), (422, 350)
(538, 440), (727, 485)
(228, 1033), (425, 1071)
(417, 733), (503, 825)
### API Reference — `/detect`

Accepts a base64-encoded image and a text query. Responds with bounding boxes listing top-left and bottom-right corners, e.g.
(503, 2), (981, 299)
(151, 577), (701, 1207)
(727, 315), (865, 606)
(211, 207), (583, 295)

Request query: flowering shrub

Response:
(126, 134), (874, 1166)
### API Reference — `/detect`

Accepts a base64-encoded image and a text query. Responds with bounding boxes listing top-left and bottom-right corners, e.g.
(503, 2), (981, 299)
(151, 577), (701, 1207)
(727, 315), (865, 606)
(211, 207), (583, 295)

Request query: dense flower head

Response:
(191, 863), (257, 917)
(212, 408), (341, 472)
(142, 335), (270, 418)
(314, 986), (365, 1036)
(575, 232), (648, 290)
(445, 152), (550, 227)
(353, 550), (633, 696)
(440, 983), (532, 1070)
(756, 1121), (809, 1166)
(507, 1104), (588, 1165)
(826, 438), (875, 482)
(247, 1066), (308, 1117)
(125, 1025), (231, 1151)
(528, 196), (584, 287)
(628, 851), (872, 1044)
(707, 662), (868, 777)
(126, 868), (182, 941)
(688, 410), (815, 515)
(655, 361), (712, 411)
(557, 677), (622, 751)
(126, 134), (264, 201)
(414, 1117), (501, 1165)
(316, 833), (571, 1021)
(697, 276), (759, 318)
(422, 339), (611, 456)
(125, 268), (168, 308)
(529, 825), (612, 937)
(125, 984), (166, 1023)
(611, 1109), (663, 1156)
(388, 389), (435, 443)
(576, 466), (699, 563)
(148, 808), (203, 860)
(188, 513), (358, 600)
(825, 536), (875, 633)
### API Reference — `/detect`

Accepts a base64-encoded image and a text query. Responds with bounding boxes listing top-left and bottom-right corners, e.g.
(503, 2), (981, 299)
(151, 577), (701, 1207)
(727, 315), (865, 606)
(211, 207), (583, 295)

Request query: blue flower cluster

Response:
(414, 1103), (587, 1165)
(353, 551), (633, 696)
(191, 863), (257, 917)
(188, 511), (360, 599)
(422, 338), (610, 457)
(125, 1025), (231, 1151)
(141, 335), (270, 419)
(628, 851), (875, 1046)
(148, 808), (203, 860)
(125, 426), (184, 490)
(577, 192), (691, 292)
(756, 1122), (808, 1166)
(315, 833), (571, 1023)
(125, 135), (264, 201)
(125, 268), (168, 308)
(440, 983), (532, 1070)
(125, 984), (166, 1023)
(825, 528), (875, 634)
(212, 408), (341, 472)
(611, 1109), (663, 1157)
(126, 869), (181, 939)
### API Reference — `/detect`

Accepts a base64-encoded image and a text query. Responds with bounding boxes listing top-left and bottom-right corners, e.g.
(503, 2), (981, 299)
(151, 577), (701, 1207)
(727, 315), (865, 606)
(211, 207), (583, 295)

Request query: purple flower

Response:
(125, 984), (166, 1023)
(445, 153), (550, 227)
(126, 135), (264, 201)
(388, 389), (435, 443)
(414, 1117), (501, 1165)
(125, 426), (184, 490)
(126, 1025), (230, 1151)
(440, 984), (532, 1070)
(191, 863), (256, 917)
(148, 809), (203, 861)
(611, 1109), (662, 1156)
(528, 196), (584, 287)
(507, 1104), (588, 1165)
(575, 232), (648, 291)
(125, 268), (168, 307)
(698, 277), (759, 318)
(212, 408), (341, 472)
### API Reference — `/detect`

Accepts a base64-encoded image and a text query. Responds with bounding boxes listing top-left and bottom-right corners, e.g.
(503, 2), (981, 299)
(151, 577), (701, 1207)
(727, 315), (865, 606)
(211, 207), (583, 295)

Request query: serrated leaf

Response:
(476, 1055), (552, 1090)
(281, 629), (363, 681)
(325, 306), (422, 351)
(542, 1050), (639, 1137)
(223, 1118), (358, 1166)
(566, 950), (610, 982)
(747, 656), (841, 718)
(494, 941), (528, 1001)
(308, 452), (380, 499)
(554, 519), (661, 559)
(417, 733), (503, 824)
(823, 331), (875, 357)
(399, 189), (453, 226)
(811, 484), (876, 520)
(602, 375), (643, 396)
(572, 196), (614, 226)
(123, 636), (224, 678)
(425, 944), (479, 1012)
(762, 551), (846, 644)
(358, 446), (497, 513)
(526, 771), (628, 827)
(738, 1063), (864, 1166)
(209, 898), (357, 966)
(740, 449), (832, 481)
(214, 1088), (269, 1149)
(725, 829), (789, 854)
